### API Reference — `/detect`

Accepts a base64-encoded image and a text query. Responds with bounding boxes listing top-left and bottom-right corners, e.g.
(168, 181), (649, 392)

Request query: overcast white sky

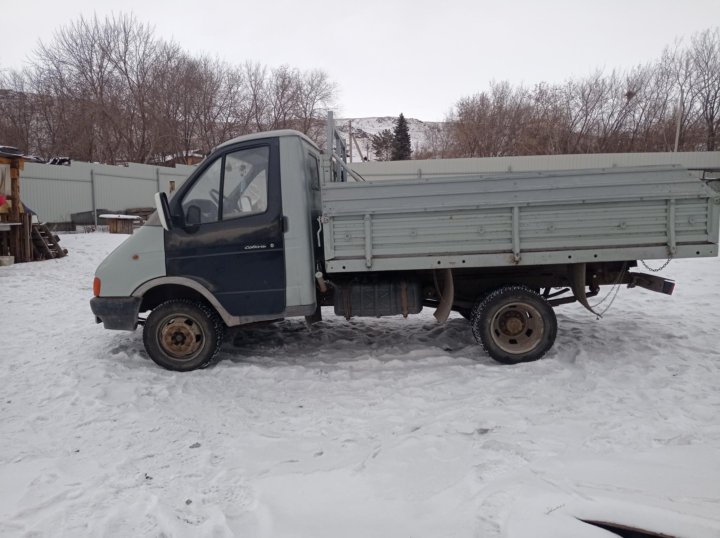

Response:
(2, 0), (719, 121)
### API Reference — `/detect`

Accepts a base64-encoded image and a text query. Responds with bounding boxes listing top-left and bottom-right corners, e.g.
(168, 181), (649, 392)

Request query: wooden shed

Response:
(1, 148), (67, 262)
(99, 214), (141, 234)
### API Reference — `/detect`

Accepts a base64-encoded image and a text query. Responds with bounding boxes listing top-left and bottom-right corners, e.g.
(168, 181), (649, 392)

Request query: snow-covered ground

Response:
(1, 232), (719, 537)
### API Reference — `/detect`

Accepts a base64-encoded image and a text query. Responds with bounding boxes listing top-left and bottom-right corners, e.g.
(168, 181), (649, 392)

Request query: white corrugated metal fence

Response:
(19, 161), (195, 223)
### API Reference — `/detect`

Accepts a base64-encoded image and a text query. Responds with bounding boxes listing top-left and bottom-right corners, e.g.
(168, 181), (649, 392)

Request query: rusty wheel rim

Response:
(158, 314), (204, 360)
(490, 302), (544, 355)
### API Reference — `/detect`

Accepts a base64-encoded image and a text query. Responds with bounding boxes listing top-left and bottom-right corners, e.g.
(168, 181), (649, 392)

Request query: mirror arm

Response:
(154, 192), (173, 232)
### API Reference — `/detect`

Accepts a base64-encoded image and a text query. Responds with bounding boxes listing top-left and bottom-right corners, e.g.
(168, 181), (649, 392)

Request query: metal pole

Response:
(326, 111), (334, 155)
(348, 120), (352, 163)
(90, 169), (97, 228)
(352, 133), (365, 161)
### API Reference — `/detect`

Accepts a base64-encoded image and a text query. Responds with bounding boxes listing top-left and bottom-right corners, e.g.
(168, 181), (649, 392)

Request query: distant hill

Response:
(335, 117), (443, 162)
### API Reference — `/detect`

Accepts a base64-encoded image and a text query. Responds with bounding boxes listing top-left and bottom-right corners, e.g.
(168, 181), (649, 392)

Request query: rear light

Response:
(93, 277), (101, 297)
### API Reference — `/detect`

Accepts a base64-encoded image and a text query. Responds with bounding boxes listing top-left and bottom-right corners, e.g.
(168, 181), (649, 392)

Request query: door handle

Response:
(282, 216), (289, 233)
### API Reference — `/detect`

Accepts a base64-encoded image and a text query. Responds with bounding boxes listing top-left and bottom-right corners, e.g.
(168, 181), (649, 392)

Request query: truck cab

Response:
(91, 130), (323, 370)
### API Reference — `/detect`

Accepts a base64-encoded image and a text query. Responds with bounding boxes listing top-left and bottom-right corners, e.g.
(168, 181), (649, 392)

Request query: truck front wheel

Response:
(472, 286), (557, 364)
(143, 299), (224, 371)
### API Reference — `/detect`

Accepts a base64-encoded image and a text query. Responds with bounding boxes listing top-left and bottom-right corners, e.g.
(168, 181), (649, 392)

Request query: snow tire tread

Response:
(143, 299), (225, 372)
(471, 285), (557, 364)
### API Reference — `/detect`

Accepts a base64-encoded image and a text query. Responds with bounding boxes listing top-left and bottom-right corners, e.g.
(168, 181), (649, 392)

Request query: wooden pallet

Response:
(31, 224), (67, 260)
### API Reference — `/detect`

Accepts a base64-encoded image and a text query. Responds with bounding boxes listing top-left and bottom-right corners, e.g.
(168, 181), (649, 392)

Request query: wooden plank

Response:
(9, 158), (21, 222)
(32, 225), (53, 259)
(44, 224), (66, 258)
(22, 213), (32, 262)
(3, 157), (26, 262)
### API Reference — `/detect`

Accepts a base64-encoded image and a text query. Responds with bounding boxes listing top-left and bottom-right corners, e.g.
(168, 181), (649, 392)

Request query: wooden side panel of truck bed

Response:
(320, 165), (720, 273)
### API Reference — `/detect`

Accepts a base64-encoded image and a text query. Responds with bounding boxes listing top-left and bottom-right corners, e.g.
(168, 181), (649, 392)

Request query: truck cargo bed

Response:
(321, 164), (720, 273)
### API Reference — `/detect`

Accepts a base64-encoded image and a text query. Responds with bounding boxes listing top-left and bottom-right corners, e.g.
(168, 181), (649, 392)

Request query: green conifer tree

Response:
(391, 113), (412, 160)
(371, 129), (395, 161)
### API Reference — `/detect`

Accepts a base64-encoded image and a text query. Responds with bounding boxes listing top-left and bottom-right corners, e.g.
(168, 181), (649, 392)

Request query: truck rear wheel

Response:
(472, 286), (557, 364)
(143, 299), (224, 371)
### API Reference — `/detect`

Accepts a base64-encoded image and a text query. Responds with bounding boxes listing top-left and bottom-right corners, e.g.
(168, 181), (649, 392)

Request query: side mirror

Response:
(154, 192), (172, 232)
(186, 205), (202, 228)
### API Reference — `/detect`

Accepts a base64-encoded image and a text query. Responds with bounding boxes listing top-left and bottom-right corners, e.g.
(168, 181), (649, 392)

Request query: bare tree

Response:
(267, 65), (299, 130)
(691, 28), (720, 150)
(449, 82), (533, 157)
(415, 122), (454, 159)
(442, 28), (719, 158)
(243, 62), (269, 132)
(6, 13), (715, 163)
(0, 71), (34, 153)
(1, 12), (342, 163)
(296, 69), (336, 139)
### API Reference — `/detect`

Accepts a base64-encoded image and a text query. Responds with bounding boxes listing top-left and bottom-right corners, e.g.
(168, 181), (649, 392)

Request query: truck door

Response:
(165, 139), (285, 317)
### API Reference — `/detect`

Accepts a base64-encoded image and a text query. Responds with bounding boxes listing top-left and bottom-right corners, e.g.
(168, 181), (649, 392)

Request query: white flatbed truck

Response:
(90, 115), (720, 370)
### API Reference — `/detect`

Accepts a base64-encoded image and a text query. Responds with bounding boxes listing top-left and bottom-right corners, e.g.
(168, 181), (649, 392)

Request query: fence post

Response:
(90, 169), (97, 228)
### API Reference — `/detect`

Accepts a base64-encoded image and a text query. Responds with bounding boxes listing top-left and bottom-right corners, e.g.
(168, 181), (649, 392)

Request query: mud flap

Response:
(433, 269), (454, 322)
(569, 263), (602, 317)
(305, 301), (322, 327)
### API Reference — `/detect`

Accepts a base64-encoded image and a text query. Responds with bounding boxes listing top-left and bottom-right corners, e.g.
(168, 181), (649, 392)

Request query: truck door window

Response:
(222, 146), (269, 220)
(181, 158), (221, 224)
(307, 153), (320, 190)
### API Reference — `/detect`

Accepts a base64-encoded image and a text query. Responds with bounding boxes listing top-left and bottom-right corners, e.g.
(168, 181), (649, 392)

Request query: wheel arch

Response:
(133, 277), (232, 325)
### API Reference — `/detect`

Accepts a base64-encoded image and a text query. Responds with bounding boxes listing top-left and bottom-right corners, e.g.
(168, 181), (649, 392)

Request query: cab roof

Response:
(214, 129), (319, 153)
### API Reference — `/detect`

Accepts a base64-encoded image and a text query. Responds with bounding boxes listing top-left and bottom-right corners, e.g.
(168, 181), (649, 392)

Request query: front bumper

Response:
(90, 296), (142, 331)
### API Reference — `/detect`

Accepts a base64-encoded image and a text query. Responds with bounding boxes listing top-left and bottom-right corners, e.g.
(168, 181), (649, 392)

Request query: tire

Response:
(143, 299), (224, 371)
(457, 291), (491, 321)
(472, 286), (557, 364)
(457, 308), (473, 321)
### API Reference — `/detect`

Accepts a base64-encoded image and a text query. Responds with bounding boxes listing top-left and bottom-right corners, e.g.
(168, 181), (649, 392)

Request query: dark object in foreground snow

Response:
(581, 519), (676, 538)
